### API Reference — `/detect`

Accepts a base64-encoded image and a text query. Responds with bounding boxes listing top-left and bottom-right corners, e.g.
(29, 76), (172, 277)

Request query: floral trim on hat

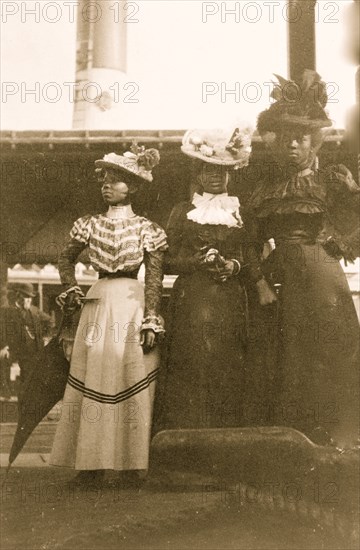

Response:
(181, 127), (252, 169)
(95, 143), (160, 182)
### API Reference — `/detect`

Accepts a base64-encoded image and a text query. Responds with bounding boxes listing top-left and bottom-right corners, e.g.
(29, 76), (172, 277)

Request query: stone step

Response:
(0, 422), (57, 454)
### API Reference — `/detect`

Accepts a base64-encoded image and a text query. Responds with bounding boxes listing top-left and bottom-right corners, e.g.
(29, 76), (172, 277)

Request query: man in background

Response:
(0, 283), (53, 393)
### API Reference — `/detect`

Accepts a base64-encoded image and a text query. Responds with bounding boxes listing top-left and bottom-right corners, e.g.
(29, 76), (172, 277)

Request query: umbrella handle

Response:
(55, 313), (68, 342)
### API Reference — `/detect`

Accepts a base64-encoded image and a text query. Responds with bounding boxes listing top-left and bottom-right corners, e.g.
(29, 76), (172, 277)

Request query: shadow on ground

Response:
(1, 467), (357, 550)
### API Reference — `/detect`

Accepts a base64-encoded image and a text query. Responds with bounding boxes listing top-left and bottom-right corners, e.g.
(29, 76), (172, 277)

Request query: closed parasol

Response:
(7, 314), (72, 468)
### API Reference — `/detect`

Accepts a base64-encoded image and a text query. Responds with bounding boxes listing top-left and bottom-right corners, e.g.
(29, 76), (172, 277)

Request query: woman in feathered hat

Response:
(154, 127), (257, 430)
(245, 71), (360, 449)
(50, 144), (167, 485)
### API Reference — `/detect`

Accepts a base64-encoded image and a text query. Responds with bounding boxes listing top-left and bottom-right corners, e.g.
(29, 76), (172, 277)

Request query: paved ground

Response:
(1, 421), (358, 549)
(1, 467), (357, 550)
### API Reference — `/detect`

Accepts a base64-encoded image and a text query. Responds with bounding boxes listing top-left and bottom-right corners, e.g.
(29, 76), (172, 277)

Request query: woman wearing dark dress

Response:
(245, 71), (360, 449)
(156, 128), (256, 430)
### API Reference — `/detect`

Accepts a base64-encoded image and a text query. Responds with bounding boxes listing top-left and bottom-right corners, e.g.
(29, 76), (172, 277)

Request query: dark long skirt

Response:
(245, 241), (359, 447)
(155, 272), (247, 430)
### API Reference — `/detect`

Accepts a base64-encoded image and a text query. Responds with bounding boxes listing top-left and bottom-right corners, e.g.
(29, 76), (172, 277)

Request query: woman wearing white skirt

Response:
(50, 145), (167, 485)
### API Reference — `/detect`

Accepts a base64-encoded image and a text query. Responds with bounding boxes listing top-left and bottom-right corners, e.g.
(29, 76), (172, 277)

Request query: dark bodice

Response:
(249, 168), (326, 219)
(257, 212), (325, 246)
(246, 166), (360, 261)
(174, 210), (245, 260)
(165, 201), (260, 280)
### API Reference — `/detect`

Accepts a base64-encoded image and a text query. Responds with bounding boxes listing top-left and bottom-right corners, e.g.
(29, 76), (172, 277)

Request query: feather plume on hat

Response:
(257, 70), (332, 135)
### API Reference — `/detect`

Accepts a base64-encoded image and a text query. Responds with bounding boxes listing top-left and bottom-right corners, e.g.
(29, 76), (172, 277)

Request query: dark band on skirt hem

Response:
(67, 369), (159, 404)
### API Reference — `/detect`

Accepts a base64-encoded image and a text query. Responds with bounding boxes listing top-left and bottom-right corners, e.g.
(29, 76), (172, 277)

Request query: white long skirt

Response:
(50, 278), (159, 471)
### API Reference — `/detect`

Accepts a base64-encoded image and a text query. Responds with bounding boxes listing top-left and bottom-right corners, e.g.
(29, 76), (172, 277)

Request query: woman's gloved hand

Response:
(56, 285), (85, 315)
(207, 259), (241, 282)
(186, 246), (210, 272)
(140, 329), (156, 353)
(203, 249), (240, 282)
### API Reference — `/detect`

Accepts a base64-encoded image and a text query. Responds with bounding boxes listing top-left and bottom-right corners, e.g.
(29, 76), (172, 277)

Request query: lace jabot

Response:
(187, 192), (243, 227)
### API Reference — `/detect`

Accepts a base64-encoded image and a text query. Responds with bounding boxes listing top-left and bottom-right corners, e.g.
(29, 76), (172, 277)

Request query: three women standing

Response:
(51, 76), (359, 480)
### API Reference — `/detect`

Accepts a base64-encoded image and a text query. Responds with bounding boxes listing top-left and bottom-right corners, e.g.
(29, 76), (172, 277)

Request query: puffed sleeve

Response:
(69, 215), (92, 244)
(58, 216), (92, 288)
(324, 164), (360, 261)
(141, 220), (168, 252)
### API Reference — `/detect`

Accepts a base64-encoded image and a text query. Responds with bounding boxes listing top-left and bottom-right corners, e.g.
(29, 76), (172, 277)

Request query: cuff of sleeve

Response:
(141, 315), (165, 334)
(56, 285), (84, 308)
(231, 259), (241, 276)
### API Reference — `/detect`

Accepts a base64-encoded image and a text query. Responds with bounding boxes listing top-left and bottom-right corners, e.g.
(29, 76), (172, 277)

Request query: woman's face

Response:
(101, 170), (136, 205)
(200, 164), (229, 194)
(274, 129), (313, 168)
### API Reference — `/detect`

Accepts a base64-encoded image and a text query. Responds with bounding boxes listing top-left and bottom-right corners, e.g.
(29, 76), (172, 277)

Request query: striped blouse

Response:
(70, 213), (168, 273)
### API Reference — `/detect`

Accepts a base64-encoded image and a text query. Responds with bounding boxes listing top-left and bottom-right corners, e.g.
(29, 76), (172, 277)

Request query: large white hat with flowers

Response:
(181, 127), (253, 169)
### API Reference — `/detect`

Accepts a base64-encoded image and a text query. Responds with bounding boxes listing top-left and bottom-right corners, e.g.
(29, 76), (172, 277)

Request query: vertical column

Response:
(344, 0), (360, 177)
(73, 0), (128, 129)
(92, 2), (127, 71)
(287, 0), (317, 81)
(0, 262), (9, 308)
(38, 282), (43, 311)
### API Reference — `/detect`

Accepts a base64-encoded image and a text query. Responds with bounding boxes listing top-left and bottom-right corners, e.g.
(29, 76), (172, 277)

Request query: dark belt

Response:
(274, 233), (317, 246)
(98, 271), (138, 280)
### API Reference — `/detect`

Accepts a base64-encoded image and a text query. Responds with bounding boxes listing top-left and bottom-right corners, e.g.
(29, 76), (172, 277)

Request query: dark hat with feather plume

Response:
(257, 70), (332, 135)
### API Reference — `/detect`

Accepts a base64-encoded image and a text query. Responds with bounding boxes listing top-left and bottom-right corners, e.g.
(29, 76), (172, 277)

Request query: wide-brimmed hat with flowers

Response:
(257, 70), (332, 135)
(181, 127), (253, 169)
(95, 143), (160, 182)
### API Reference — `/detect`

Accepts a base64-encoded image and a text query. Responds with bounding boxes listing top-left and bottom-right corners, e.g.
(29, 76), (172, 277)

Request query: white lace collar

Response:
(187, 192), (243, 227)
(106, 205), (136, 219)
